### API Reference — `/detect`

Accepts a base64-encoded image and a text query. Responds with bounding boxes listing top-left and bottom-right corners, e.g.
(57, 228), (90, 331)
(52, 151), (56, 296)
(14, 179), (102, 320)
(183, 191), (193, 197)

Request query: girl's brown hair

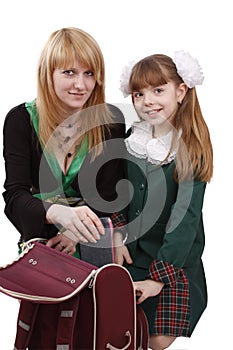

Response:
(36, 27), (112, 158)
(129, 54), (213, 182)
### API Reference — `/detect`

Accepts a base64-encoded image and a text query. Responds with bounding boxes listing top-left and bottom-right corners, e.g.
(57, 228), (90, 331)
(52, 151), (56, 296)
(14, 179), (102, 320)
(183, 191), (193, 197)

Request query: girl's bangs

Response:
(130, 60), (168, 92)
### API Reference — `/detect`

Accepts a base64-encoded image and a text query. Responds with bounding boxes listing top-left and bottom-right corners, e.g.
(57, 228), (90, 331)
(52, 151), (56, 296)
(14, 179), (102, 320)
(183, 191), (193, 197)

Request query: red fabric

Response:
(0, 243), (96, 301)
(13, 265), (149, 349)
(0, 243), (149, 349)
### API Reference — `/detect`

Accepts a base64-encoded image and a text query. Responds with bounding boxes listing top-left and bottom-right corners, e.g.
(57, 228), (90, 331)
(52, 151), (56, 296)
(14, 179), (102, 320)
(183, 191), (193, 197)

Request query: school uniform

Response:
(124, 121), (207, 336)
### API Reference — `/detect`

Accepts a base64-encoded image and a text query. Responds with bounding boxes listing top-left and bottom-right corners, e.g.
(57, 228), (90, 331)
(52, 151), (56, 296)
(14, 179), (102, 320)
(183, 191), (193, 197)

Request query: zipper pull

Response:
(88, 270), (96, 288)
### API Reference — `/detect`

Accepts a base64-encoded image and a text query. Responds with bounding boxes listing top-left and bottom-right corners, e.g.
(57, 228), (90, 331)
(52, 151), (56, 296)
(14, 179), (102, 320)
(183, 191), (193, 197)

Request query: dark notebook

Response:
(79, 217), (114, 267)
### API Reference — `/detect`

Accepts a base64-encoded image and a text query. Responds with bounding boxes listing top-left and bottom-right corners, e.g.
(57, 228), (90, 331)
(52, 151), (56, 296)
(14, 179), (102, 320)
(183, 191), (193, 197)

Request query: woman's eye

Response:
(63, 70), (74, 76)
(85, 70), (94, 76)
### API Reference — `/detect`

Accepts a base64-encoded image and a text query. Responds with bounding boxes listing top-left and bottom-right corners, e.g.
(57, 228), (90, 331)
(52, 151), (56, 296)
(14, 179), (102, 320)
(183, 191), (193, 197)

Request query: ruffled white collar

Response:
(125, 121), (179, 165)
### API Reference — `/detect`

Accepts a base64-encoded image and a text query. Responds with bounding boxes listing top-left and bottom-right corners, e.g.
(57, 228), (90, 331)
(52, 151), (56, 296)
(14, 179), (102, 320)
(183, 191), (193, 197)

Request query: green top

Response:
(25, 100), (89, 258)
(25, 100), (88, 200)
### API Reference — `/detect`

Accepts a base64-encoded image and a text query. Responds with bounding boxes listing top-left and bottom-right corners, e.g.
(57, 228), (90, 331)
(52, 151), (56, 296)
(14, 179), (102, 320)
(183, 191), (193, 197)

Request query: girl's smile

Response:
(145, 108), (163, 117)
(133, 82), (187, 135)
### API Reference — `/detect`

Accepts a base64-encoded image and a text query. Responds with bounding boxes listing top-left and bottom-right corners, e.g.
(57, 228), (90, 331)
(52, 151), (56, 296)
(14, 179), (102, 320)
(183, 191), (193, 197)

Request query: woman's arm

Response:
(3, 104), (105, 244)
(2, 104), (52, 241)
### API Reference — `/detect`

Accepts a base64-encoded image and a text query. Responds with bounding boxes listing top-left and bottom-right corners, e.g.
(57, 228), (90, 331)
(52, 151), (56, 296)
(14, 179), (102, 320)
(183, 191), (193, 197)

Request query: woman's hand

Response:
(114, 232), (133, 265)
(46, 204), (104, 243)
(134, 279), (164, 304)
(46, 234), (76, 255)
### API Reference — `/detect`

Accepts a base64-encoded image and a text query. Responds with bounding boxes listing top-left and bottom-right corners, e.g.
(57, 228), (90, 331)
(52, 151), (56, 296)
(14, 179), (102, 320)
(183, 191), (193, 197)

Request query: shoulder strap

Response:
(56, 295), (80, 349)
(14, 301), (39, 350)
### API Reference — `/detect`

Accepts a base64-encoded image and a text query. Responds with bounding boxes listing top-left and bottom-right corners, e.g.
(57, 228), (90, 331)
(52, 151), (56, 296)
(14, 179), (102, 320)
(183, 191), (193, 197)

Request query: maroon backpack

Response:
(0, 242), (148, 349)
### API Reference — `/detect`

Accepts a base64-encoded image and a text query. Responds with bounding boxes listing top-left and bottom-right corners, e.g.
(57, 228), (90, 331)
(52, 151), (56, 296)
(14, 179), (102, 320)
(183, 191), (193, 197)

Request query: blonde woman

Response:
(3, 27), (126, 256)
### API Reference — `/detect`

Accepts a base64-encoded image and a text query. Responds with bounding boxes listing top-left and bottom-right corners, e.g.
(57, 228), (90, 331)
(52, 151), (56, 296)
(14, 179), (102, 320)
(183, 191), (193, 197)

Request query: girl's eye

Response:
(133, 92), (143, 98)
(154, 88), (163, 94)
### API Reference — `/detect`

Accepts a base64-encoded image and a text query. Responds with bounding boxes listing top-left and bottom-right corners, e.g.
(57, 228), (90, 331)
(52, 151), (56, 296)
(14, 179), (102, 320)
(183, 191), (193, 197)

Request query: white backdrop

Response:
(0, 0), (231, 349)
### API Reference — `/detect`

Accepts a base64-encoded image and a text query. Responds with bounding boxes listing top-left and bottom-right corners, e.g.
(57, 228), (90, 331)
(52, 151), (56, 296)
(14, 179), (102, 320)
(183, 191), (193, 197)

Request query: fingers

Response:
(114, 232), (124, 247)
(113, 251), (124, 265)
(124, 250), (133, 264)
(61, 221), (99, 244)
(46, 235), (60, 248)
(82, 208), (105, 235)
(70, 207), (105, 243)
(133, 283), (146, 304)
(133, 280), (164, 304)
(47, 205), (105, 244)
(46, 235), (76, 255)
(114, 245), (133, 265)
(136, 294), (145, 304)
(62, 243), (76, 255)
(80, 216), (101, 241)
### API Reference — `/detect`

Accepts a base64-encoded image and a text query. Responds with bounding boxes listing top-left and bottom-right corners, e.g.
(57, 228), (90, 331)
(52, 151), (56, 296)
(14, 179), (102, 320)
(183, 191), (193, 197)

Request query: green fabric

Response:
(25, 100), (89, 259)
(124, 153), (207, 333)
(25, 100), (88, 200)
(125, 155), (206, 269)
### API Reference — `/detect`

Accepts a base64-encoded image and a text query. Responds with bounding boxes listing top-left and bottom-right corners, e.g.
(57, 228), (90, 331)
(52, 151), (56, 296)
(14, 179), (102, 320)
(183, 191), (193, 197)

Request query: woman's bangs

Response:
(51, 41), (77, 70)
(50, 32), (102, 85)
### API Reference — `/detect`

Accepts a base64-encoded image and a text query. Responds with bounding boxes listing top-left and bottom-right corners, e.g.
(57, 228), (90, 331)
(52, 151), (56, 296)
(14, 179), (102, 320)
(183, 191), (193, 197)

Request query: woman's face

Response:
(53, 58), (96, 115)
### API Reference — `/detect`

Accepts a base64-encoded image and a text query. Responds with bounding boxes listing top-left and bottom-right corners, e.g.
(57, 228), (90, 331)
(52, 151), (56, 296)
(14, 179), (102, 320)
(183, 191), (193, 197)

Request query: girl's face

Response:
(132, 82), (186, 135)
(53, 58), (96, 115)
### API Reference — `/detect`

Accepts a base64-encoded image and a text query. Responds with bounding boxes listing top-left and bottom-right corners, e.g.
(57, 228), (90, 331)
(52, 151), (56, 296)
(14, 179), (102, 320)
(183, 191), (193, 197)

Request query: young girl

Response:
(115, 51), (213, 350)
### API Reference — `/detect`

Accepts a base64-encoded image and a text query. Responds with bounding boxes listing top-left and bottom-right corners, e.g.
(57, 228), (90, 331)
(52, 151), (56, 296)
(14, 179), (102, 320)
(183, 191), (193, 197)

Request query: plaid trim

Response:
(149, 259), (180, 288)
(149, 259), (190, 337)
(110, 212), (127, 228)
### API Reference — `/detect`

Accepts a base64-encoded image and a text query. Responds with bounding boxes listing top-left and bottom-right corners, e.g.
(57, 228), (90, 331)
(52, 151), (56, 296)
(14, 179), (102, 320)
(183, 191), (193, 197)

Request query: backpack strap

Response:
(136, 305), (149, 350)
(56, 295), (80, 349)
(14, 301), (39, 350)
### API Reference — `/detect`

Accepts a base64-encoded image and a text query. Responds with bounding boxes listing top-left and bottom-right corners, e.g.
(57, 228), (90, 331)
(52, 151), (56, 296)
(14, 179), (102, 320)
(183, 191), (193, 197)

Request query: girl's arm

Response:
(114, 231), (133, 265)
(149, 179), (207, 287)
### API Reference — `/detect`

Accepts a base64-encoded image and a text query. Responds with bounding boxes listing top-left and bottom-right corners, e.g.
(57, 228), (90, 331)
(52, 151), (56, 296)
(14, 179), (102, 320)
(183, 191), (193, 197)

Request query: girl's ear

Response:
(177, 83), (188, 104)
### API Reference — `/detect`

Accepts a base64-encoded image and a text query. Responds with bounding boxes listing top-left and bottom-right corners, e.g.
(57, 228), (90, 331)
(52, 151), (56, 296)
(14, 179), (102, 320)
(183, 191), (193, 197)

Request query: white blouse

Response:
(125, 121), (179, 165)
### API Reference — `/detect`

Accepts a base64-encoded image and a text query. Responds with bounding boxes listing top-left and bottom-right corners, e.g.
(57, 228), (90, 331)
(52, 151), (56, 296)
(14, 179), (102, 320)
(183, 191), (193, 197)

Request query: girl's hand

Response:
(60, 229), (80, 244)
(46, 234), (76, 255)
(114, 232), (133, 265)
(114, 245), (133, 265)
(134, 279), (164, 304)
(46, 204), (104, 243)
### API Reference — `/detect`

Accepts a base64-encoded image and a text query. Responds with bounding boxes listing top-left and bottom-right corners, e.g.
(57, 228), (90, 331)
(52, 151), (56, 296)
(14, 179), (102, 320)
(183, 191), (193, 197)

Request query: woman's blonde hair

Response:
(129, 54), (213, 182)
(36, 27), (112, 157)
